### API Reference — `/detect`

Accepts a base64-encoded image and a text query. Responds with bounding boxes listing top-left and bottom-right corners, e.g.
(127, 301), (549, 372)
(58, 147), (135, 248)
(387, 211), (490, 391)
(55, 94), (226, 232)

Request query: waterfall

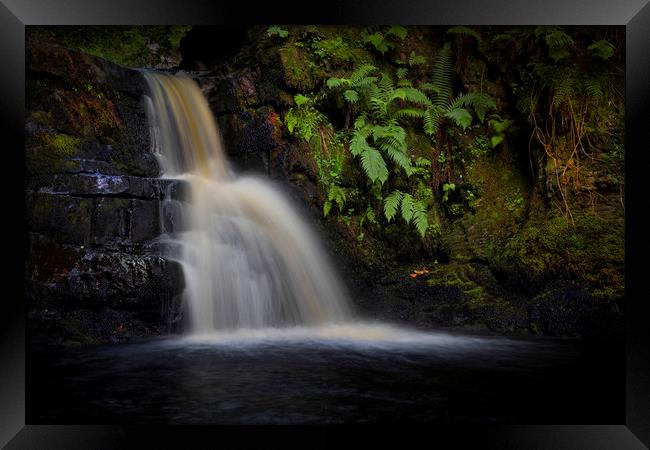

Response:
(143, 73), (352, 333)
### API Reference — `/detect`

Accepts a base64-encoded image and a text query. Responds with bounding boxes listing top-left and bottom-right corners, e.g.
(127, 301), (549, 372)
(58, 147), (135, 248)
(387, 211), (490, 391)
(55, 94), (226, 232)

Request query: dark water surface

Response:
(28, 324), (624, 424)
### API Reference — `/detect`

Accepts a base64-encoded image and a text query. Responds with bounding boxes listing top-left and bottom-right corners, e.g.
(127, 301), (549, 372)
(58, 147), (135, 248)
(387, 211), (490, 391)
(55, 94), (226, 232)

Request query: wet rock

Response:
(92, 197), (130, 244)
(130, 199), (160, 242)
(25, 39), (178, 346)
(27, 193), (93, 246)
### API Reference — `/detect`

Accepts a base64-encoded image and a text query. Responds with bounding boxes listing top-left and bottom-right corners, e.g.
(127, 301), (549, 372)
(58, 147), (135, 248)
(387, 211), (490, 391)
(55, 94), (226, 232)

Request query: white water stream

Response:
(144, 73), (352, 333)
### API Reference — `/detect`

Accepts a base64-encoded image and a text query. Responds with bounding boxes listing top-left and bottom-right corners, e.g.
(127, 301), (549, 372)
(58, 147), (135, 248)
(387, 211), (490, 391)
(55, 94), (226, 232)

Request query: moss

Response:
(27, 26), (191, 67)
(41, 133), (81, 156)
(52, 88), (122, 142)
(30, 110), (53, 126)
(441, 151), (528, 262)
(495, 210), (624, 302)
(279, 44), (318, 92)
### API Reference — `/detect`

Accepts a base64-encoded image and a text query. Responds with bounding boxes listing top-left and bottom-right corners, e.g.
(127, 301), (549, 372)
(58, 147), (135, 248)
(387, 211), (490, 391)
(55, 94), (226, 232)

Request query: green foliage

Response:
(386, 26), (408, 40)
(28, 26), (191, 67)
(470, 135), (491, 158)
(447, 26), (481, 42)
(361, 26), (408, 54)
(267, 26), (289, 38)
(497, 211), (624, 300)
(41, 133), (81, 156)
(284, 94), (328, 143)
(408, 51), (427, 66)
(442, 182), (456, 202)
(335, 66), (431, 185)
(488, 115), (513, 148)
(422, 43), (495, 139)
(383, 190), (429, 237)
(324, 185), (346, 217)
(445, 108), (473, 129)
(536, 26), (574, 61)
(588, 39), (615, 60)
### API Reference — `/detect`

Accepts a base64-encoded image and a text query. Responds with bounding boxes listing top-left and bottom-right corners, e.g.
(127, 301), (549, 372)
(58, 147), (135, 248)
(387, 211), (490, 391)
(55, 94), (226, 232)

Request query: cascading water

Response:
(143, 73), (352, 333)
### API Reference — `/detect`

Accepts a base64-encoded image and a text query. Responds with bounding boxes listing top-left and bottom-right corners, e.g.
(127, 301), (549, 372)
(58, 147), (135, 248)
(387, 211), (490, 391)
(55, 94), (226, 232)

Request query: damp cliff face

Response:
(177, 25), (625, 338)
(25, 36), (185, 346)
(25, 25), (625, 343)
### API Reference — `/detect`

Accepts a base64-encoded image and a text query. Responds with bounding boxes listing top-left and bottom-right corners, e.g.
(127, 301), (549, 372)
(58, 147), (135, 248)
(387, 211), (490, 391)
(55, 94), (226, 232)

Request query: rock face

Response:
(25, 37), (184, 347)
(177, 26), (624, 339)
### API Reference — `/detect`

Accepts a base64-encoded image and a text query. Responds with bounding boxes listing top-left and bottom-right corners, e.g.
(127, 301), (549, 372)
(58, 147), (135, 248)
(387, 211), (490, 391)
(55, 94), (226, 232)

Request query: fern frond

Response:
(544, 28), (574, 48)
(400, 193), (415, 223)
(584, 78), (603, 99)
(373, 120), (406, 143)
(446, 26), (481, 42)
(369, 96), (388, 119)
(386, 25), (408, 40)
(390, 87), (432, 106)
(420, 82), (440, 94)
(359, 147), (388, 184)
(381, 143), (413, 174)
(343, 89), (359, 103)
(294, 94), (310, 106)
(415, 156), (431, 167)
(378, 72), (395, 99)
(588, 39), (615, 60)
(431, 42), (453, 107)
(326, 77), (344, 89)
(552, 77), (575, 108)
(350, 63), (378, 84)
(384, 190), (404, 221)
(411, 201), (428, 238)
(451, 92), (496, 122)
(327, 185), (346, 210)
(444, 107), (473, 130)
(408, 52), (426, 66)
(423, 106), (442, 136)
(394, 108), (425, 119)
(350, 120), (372, 156)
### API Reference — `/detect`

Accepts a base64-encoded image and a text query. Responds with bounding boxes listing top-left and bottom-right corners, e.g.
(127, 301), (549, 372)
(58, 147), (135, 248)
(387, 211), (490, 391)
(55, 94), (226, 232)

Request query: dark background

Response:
(1, 0), (648, 448)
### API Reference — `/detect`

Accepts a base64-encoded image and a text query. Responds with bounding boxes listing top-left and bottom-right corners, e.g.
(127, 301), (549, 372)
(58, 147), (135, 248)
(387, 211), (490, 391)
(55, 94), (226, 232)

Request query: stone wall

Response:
(25, 37), (184, 346)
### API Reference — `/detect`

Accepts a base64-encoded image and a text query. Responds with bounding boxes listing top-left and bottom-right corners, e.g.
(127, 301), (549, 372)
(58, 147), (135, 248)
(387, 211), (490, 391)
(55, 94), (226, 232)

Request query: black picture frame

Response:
(2, 0), (648, 448)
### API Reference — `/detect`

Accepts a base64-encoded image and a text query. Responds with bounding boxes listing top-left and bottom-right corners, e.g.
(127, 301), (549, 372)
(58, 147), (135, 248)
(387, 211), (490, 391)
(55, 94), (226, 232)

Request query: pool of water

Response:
(27, 322), (624, 424)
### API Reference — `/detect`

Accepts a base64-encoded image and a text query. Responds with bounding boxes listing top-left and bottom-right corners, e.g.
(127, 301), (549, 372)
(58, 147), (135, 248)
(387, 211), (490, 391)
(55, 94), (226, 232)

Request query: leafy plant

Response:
(267, 26), (289, 38)
(360, 26), (408, 54)
(488, 115), (514, 148)
(446, 26), (481, 43)
(588, 39), (615, 60)
(384, 190), (429, 237)
(329, 66), (431, 184)
(419, 42), (496, 190)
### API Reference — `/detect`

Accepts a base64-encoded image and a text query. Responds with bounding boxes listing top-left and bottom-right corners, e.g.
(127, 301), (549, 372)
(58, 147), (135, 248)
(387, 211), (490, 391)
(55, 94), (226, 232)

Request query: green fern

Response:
(266, 26), (289, 38)
(383, 190), (428, 237)
(386, 25), (408, 40)
(324, 184), (346, 217)
(360, 147), (388, 184)
(408, 51), (427, 66)
(343, 90), (359, 103)
(451, 92), (497, 122)
(384, 190), (404, 222)
(411, 202), (428, 237)
(444, 108), (473, 130)
(588, 39), (615, 60)
(446, 26), (481, 42)
(391, 87), (432, 106)
(394, 108), (425, 119)
(430, 43), (454, 106)
(423, 106), (442, 136)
